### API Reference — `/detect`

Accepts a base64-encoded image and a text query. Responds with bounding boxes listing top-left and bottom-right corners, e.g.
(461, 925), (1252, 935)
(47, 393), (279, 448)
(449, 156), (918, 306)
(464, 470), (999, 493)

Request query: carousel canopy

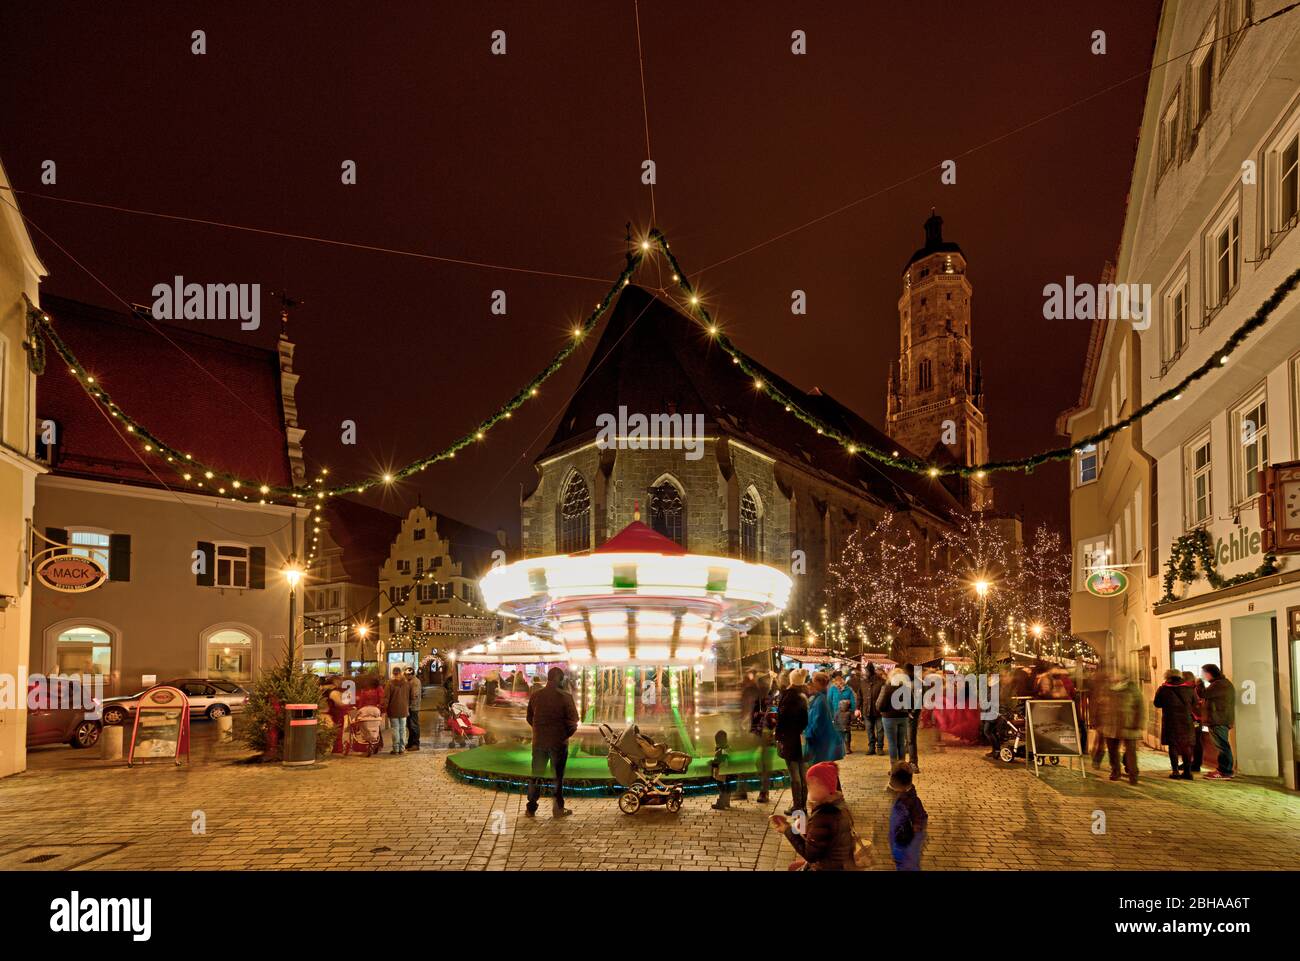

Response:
(479, 520), (791, 666)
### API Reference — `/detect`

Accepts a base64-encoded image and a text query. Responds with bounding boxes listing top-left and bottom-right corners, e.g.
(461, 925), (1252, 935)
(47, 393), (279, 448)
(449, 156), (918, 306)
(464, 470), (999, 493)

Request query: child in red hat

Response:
(769, 761), (856, 870)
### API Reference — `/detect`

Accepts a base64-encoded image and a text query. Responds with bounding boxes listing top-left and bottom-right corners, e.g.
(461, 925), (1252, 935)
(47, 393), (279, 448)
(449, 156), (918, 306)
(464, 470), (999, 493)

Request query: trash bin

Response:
(216, 713), (233, 743)
(100, 723), (124, 760)
(283, 703), (318, 766)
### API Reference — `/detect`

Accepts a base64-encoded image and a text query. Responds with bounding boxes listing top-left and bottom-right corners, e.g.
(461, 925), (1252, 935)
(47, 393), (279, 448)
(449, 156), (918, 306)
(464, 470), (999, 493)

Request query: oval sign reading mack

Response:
(36, 554), (107, 592)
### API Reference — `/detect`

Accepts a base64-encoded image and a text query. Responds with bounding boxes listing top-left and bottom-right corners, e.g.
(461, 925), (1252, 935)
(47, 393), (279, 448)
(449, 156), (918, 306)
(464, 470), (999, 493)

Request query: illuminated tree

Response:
(824, 512), (935, 660)
(929, 509), (1015, 671)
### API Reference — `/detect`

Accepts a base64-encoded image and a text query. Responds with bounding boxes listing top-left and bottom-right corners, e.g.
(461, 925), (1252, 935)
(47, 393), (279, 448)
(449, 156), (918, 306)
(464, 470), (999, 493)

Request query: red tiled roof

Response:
(37, 295), (292, 490)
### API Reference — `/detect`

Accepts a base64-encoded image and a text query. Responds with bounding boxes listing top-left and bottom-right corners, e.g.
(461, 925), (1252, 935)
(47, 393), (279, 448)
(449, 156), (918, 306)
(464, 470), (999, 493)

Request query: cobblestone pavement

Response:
(2, 724), (1297, 870)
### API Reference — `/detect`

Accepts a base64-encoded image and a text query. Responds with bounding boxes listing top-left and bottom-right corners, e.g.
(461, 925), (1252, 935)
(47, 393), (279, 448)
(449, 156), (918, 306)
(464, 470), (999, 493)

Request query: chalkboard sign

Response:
(127, 685), (191, 766)
(1024, 699), (1084, 777)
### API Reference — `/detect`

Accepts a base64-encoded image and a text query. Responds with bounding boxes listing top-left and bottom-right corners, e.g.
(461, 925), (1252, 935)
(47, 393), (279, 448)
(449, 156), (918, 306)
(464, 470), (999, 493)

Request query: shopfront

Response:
(1157, 582), (1299, 789)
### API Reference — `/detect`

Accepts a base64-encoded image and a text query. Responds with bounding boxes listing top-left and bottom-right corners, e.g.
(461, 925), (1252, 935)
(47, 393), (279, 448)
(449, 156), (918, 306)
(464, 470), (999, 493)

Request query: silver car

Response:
(99, 678), (249, 725)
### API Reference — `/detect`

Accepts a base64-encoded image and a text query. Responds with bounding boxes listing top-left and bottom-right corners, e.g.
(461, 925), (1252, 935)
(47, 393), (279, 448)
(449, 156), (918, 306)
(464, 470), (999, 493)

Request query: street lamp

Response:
(282, 554), (303, 673)
(1031, 622), (1044, 660)
(972, 578), (992, 664)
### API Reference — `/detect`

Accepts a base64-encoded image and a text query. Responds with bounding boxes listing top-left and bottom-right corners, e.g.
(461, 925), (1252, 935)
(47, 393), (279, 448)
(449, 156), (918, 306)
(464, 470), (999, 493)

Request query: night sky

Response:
(0, 1), (1160, 540)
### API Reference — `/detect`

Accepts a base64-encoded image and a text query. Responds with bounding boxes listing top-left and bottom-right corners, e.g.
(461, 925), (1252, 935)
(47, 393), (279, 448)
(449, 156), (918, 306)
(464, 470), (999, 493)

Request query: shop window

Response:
(207, 628), (254, 682)
(55, 625), (112, 678)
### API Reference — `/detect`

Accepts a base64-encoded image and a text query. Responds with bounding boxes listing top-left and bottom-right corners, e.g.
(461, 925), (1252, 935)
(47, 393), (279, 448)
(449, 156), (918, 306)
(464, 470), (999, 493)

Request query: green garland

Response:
(26, 231), (1300, 501)
(1160, 527), (1279, 603)
(22, 294), (45, 374)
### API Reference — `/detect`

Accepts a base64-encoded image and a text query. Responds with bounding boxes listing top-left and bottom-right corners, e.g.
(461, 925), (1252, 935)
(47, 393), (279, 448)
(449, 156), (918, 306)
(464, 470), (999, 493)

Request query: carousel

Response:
(446, 513), (793, 795)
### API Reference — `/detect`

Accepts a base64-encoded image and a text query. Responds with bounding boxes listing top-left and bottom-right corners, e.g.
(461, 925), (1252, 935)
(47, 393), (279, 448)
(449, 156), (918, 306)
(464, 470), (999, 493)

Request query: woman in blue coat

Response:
(804, 672), (845, 764)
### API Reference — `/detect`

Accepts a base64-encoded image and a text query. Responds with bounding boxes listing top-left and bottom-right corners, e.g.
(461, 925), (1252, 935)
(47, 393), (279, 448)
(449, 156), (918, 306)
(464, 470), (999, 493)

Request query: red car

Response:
(26, 677), (102, 749)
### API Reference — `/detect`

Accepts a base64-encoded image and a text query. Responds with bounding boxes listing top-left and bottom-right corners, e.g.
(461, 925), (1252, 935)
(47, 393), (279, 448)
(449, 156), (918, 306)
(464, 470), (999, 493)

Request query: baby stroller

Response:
(443, 701), (486, 748)
(598, 723), (690, 815)
(344, 705), (383, 757)
(994, 697), (1058, 765)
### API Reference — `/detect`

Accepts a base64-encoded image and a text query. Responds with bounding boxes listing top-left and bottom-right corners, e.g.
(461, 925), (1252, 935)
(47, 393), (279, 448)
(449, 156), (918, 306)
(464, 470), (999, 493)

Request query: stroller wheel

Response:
(618, 791), (641, 815)
(998, 746), (1015, 763)
(666, 793), (683, 814)
(1049, 756), (1060, 766)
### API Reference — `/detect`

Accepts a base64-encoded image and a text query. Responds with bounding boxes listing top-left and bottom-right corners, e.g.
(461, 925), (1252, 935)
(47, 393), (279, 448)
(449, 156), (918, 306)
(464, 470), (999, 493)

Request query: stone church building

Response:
(520, 217), (992, 668)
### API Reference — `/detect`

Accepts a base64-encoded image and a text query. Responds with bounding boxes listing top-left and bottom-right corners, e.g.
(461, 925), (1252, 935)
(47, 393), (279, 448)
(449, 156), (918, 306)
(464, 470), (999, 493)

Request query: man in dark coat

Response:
(525, 666), (579, 816)
(1153, 669), (1197, 779)
(862, 663), (885, 755)
(1200, 664), (1236, 779)
(775, 670), (810, 815)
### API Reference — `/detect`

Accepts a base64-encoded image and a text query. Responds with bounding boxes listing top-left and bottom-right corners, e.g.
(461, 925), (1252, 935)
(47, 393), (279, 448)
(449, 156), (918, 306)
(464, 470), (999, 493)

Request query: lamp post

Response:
(282, 554), (303, 674)
(1031, 622), (1044, 661)
(973, 579), (991, 666)
(355, 623), (370, 673)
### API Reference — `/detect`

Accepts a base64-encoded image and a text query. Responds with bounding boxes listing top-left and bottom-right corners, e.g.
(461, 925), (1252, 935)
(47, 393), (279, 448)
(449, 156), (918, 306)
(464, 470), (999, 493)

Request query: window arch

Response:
(740, 487), (764, 562)
(648, 475), (686, 547)
(200, 622), (262, 684)
(43, 617), (121, 693)
(558, 471), (592, 553)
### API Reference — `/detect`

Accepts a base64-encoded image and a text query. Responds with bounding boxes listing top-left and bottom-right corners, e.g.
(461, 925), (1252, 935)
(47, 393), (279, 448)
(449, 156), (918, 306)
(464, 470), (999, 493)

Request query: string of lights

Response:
(27, 234), (1300, 500)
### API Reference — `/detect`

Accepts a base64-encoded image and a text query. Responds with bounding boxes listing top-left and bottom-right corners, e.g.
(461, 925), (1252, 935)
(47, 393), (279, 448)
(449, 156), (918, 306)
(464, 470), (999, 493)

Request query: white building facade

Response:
(1123, 0), (1300, 787)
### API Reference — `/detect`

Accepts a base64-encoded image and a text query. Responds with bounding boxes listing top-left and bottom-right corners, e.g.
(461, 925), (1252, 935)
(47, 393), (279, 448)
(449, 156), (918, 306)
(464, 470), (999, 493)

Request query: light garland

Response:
(27, 235), (1300, 500)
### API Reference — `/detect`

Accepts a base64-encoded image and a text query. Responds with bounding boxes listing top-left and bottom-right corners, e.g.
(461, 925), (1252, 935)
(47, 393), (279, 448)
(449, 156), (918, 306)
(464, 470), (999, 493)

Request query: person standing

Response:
(1101, 672), (1143, 784)
(383, 666), (411, 756)
(887, 762), (928, 871)
(1200, 664), (1236, 780)
(877, 667), (913, 765)
(804, 672), (845, 765)
(751, 674), (775, 804)
(901, 663), (921, 773)
(1182, 670), (1204, 772)
(776, 669), (810, 815)
(525, 666), (578, 817)
(1153, 669), (1196, 779)
(827, 672), (857, 754)
(863, 663), (885, 755)
(406, 669), (423, 751)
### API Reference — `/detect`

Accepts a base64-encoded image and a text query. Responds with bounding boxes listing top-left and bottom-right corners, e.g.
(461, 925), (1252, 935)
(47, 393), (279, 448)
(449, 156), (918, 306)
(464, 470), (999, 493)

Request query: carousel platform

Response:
(445, 742), (789, 797)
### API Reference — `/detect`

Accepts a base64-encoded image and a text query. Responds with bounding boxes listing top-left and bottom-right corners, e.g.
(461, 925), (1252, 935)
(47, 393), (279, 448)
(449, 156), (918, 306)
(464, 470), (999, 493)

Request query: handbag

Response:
(850, 830), (872, 869)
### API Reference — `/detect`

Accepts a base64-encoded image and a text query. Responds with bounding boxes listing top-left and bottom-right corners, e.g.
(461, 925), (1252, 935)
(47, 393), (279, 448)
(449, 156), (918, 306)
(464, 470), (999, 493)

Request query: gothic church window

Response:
(740, 488), (763, 562)
(648, 479), (686, 547)
(558, 472), (592, 553)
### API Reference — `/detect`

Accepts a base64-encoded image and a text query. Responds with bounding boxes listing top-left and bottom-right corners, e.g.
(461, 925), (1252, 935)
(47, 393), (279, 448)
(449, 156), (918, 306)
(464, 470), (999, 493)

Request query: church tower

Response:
(886, 211), (992, 510)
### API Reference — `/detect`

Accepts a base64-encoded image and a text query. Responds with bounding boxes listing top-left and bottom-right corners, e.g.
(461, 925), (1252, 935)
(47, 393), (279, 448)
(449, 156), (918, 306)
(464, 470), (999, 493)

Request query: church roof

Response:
(536, 285), (962, 520)
(903, 210), (964, 271)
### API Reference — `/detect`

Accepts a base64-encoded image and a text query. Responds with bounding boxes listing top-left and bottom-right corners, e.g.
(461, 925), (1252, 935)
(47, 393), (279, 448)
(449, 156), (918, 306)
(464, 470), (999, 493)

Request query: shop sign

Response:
(1169, 620), (1221, 652)
(126, 685), (191, 767)
(35, 553), (106, 593)
(1084, 568), (1128, 597)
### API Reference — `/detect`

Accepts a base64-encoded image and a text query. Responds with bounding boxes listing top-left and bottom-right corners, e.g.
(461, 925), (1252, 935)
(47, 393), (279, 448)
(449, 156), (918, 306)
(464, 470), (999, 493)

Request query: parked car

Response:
(99, 679), (249, 725)
(26, 677), (102, 749)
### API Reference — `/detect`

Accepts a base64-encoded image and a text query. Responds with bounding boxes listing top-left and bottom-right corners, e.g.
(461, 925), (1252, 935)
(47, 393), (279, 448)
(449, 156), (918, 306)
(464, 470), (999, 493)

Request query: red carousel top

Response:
(593, 502), (686, 556)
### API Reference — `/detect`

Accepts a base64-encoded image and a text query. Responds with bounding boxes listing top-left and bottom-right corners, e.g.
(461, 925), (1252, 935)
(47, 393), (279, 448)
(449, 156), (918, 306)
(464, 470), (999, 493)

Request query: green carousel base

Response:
(445, 742), (789, 797)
